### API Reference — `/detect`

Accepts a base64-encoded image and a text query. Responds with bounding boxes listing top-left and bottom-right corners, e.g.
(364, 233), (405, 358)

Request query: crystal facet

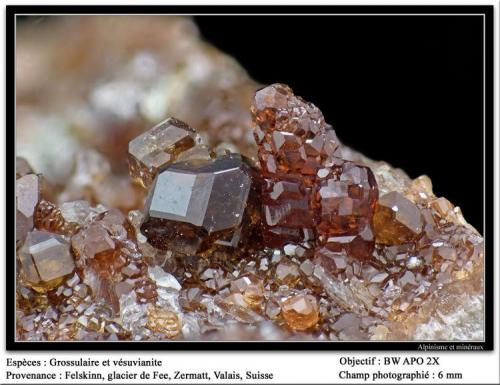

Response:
(16, 157), (34, 179)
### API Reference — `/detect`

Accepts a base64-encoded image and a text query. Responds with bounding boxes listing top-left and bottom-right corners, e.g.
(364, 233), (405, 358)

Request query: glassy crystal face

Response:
(252, 84), (341, 180)
(141, 153), (260, 255)
(71, 208), (130, 277)
(252, 84), (378, 259)
(16, 174), (41, 247)
(373, 191), (423, 245)
(72, 222), (117, 267)
(128, 117), (200, 188)
(18, 230), (75, 291)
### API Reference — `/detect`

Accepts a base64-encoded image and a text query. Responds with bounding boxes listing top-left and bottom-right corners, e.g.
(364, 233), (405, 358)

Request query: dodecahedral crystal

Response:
(128, 117), (200, 188)
(373, 191), (423, 245)
(251, 83), (378, 259)
(141, 153), (260, 255)
(229, 274), (264, 309)
(70, 208), (134, 282)
(317, 161), (378, 236)
(16, 174), (41, 247)
(261, 175), (316, 247)
(18, 230), (75, 291)
(281, 293), (319, 331)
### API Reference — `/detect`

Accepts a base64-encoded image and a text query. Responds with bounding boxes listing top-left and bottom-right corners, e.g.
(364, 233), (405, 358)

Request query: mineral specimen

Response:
(229, 274), (264, 309)
(141, 151), (260, 255)
(15, 16), (484, 343)
(316, 160), (378, 259)
(146, 306), (181, 338)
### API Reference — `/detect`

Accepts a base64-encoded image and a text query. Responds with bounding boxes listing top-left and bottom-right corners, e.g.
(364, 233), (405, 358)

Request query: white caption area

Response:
(1, 351), (499, 384)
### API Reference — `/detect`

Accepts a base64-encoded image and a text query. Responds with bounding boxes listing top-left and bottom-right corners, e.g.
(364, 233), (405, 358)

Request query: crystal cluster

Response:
(16, 16), (484, 342)
(251, 84), (378, 260)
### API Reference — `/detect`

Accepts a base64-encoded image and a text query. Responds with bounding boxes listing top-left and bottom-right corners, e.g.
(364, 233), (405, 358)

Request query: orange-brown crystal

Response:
(230, 274), (264, 308)
(373, 191), (423, 245)
(281, 294), (319, 331)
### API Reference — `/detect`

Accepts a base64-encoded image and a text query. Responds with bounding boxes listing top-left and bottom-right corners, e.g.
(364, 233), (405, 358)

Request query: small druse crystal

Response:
(281, 294), (319, 330)
(373, 191), (423, 245)
(18, 230), (75, 291)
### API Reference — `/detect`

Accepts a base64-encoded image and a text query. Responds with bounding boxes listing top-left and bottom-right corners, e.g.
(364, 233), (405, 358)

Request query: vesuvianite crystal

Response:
(141, 152), (260, 255)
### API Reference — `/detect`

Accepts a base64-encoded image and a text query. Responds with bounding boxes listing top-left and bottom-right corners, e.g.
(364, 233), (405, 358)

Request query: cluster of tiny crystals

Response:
(16, 84), (484, 341)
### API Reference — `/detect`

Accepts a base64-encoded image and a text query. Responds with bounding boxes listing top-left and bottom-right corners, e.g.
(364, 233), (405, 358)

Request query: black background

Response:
(195, 15), (485, 232)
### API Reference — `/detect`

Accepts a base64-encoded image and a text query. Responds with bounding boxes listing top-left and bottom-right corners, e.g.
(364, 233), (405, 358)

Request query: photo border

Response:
(6, 4), (494, 351)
